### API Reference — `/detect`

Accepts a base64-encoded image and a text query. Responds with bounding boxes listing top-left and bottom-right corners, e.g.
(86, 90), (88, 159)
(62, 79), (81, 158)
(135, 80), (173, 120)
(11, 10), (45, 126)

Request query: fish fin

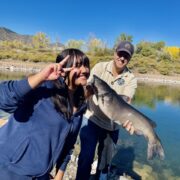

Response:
(147, 136), (165, 160)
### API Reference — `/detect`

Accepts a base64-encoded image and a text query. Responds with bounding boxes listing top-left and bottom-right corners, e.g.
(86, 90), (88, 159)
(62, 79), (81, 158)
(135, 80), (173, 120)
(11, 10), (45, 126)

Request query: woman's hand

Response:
(54, 170), (64, 180)
(122, 120), (135, 135)
(40, 55), (72, 81)
(28, 55), (74, 89)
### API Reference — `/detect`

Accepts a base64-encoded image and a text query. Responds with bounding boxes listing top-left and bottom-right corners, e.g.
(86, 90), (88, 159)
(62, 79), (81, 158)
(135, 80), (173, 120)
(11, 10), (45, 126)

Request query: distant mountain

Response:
(0, 27), (33, 44)
(0, 27), (64, 48)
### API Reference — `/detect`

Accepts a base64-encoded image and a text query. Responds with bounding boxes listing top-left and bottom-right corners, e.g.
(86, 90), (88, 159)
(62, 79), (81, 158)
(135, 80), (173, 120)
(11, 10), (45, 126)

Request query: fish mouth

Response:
(85, 76), (98, 95)
(86, 83), (98, 95)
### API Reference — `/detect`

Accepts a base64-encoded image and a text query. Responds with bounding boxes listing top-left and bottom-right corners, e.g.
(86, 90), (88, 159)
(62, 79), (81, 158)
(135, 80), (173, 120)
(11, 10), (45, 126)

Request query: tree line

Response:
(0, 32), (180, 75)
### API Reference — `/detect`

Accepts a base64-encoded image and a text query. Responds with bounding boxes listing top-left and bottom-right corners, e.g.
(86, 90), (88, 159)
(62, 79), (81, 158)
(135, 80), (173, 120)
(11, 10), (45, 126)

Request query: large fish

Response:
(89, 75), (165, 160)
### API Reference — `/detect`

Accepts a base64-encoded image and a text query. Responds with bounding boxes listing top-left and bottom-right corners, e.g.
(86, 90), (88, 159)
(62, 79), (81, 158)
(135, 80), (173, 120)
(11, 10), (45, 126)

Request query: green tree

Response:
(12, 40), (24, 49)
(114, 33), (133, 49)
(153, 41), (165, 50)
(136, 41), (155, 56)
(0, 40), (25, 49)
(65, 39), (85, 50)
(32, 32), (50, 49)
(87, 36), (107, 55)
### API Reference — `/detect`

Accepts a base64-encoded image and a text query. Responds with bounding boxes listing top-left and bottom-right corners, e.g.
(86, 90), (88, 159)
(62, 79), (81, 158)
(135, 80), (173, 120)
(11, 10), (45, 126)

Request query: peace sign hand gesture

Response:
(28, 55), (76, 89)
(41, 55), (72, 81)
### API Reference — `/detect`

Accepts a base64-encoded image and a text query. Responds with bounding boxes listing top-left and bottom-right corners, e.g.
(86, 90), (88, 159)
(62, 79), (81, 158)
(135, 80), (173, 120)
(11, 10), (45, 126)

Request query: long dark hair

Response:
(52, 48), (90, 119)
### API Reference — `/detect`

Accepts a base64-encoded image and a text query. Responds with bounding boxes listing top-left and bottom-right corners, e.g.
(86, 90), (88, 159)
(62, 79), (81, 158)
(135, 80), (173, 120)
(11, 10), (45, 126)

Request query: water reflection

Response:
(0, 71), (32, 81)
(134, 82), (180, 108)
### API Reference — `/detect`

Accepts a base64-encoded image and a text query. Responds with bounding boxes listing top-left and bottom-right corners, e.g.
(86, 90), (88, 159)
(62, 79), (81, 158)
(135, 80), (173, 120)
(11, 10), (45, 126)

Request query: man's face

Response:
(113, 51), (131, 70)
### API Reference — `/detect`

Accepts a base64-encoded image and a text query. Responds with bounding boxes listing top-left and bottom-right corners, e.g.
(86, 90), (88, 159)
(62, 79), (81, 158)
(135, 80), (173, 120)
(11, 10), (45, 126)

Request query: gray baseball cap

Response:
(116, 41), (134, 57)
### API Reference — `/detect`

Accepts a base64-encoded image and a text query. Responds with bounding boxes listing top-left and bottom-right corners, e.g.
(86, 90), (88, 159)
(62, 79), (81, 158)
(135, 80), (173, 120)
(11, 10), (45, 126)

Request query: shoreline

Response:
(135, 73), (180, 86)
(0, 59), (180, 85)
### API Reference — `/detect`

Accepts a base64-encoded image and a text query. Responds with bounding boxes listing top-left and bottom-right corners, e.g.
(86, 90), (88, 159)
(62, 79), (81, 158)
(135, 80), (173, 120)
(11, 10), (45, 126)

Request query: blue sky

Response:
(0, 0), (180, 47)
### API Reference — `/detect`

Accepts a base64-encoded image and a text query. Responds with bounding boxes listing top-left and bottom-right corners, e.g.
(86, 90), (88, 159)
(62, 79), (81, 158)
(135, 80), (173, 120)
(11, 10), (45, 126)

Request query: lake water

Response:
(111, 83), (180, 180)
(0, 72), (180, 180)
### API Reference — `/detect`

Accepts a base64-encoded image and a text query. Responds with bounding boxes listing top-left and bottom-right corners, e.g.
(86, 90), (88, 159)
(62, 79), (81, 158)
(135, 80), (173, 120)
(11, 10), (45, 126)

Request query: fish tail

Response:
(147, 136), (165, 160)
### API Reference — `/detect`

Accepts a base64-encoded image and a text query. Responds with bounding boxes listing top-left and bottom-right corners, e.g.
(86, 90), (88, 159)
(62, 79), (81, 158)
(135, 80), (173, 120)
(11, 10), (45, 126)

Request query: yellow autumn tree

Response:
(165, 46), (180, 60)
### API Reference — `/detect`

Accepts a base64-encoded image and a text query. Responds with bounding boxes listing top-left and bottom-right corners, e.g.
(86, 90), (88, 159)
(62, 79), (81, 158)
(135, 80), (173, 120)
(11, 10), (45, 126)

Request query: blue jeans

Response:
(76, 117), (119, 180)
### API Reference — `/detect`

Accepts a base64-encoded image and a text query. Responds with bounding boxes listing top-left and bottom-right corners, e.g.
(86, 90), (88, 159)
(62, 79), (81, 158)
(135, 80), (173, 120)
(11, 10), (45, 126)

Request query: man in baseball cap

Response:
(76, 40), (137, 180)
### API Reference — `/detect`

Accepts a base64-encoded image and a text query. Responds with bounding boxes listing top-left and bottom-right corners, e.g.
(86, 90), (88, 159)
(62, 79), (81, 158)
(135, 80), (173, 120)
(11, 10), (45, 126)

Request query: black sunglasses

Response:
(117, 51), (131, 60)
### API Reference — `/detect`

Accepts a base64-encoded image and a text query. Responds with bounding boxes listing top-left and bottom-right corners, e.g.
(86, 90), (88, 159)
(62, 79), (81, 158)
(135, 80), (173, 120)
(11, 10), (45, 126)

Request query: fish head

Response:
(90, 75), (115, 118)
(92, 75), (111, 97)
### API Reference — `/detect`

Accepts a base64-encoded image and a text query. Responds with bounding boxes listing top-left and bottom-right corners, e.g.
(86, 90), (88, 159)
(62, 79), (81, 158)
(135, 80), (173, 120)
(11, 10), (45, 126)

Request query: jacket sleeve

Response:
(0, 78), (32, 113)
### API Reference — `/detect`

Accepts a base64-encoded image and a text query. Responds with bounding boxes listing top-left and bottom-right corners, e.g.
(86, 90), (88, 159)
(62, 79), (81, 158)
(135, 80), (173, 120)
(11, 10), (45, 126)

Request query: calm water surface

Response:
(112, 83), (180, 179)
(0, 72), (180, 179)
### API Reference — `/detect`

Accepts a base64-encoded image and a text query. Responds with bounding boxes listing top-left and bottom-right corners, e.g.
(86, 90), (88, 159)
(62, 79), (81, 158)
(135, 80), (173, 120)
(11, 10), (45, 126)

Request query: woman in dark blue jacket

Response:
(0, 48), (90, 180)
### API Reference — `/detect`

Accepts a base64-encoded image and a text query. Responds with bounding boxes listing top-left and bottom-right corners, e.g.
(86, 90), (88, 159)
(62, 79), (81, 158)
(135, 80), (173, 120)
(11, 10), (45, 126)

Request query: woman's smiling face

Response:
(56, 49), (90, 90)
(69, 62), (90, 89)
(68, 55), (90, 89)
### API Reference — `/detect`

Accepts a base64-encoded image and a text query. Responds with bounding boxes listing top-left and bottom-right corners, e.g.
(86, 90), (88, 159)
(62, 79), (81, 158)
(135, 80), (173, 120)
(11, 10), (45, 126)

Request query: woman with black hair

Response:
(0, 48), (90, 180)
